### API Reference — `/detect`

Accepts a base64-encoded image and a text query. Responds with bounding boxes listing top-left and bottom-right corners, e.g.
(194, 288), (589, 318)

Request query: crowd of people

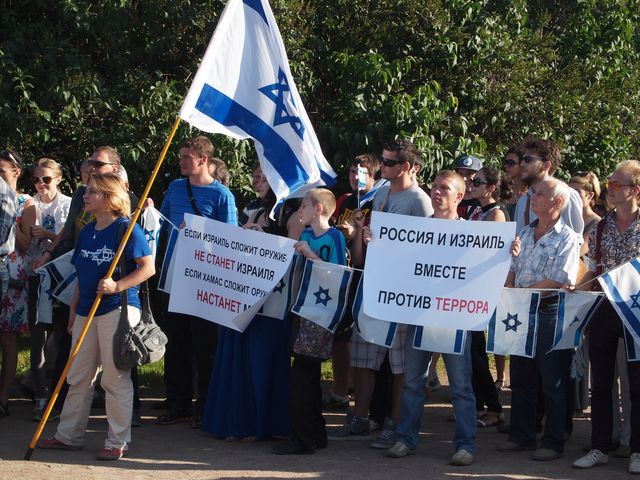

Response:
(0, 135), (639, 474)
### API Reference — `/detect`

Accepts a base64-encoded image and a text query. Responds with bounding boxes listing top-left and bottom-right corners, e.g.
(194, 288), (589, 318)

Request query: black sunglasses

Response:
(470, 178), (488, 187)
(380, 157), (405, 167)
(521, 154), (546, 164)
(503, 159), (518, 167)
(32, 176), (54, 185)
(88, 159), (116, 168)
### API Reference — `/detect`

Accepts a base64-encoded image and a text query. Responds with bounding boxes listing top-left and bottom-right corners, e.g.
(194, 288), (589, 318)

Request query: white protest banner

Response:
(168, 213), (296, 332)
(363, 211), (515, 330)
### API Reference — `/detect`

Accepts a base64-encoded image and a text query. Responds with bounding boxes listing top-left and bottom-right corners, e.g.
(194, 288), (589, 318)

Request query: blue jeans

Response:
(509, 301), (572, 453)
(396, 325), (476, 453)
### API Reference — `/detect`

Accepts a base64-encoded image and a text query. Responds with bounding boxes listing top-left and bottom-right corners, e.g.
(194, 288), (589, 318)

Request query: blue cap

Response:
(455, 155), (483, 172)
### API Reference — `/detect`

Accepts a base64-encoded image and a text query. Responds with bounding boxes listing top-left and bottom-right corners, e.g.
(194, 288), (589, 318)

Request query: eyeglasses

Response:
(605, 179), (633, 192)
(470, 178), (488, 187)
(380, 157), (405, 167)
(32, 176), (54, 185)
(88, 160), (116, 168)
(503, 159), (518, 168)
(521, 154), (545, 164)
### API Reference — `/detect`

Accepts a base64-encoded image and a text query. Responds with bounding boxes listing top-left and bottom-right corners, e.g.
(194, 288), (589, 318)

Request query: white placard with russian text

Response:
(363, 211), (516, 330)
(168, 213), (296, 332)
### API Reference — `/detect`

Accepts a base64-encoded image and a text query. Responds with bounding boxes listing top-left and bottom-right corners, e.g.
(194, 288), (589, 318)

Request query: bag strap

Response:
(186, 180), (202, 216)
(116, 221), (131, 333)
(594, 214), (606, 276)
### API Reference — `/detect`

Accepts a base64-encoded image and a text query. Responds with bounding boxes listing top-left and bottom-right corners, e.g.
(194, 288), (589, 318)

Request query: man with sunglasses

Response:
(513, 137), (584, 235)
(333, 139), (432, 446)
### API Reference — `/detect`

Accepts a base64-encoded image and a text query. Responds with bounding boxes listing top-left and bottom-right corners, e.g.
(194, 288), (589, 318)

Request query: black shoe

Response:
(273, 439), (316, 455)
(190, 415), (202, 429)
(156, 410), (191, 425)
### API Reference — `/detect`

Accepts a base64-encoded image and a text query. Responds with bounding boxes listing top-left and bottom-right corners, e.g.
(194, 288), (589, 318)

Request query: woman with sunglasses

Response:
(27, 158), (71, 420)
(569, 172), (602, 255)
(0, 150), (36, 417)
(466, 166), (513, 427)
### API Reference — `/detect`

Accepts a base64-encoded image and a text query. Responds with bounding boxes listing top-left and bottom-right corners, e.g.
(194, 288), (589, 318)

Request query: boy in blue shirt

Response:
(274, 188), (347, 455)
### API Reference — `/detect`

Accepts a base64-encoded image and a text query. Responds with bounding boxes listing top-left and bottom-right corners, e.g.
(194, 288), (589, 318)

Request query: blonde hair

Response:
(306, 188), (337, 218)
(615, 160), (640, 187)
(88, 173), (130, 217)
(569, 171), (601, 207)
(35, 158), (63, 178)
(435, 169), (466, 194)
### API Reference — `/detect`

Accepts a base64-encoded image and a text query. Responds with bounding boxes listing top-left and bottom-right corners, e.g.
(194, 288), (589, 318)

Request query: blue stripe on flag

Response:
(384, 323), (397, 347)
(52, 272), (76, 296)
(328, 269), (351, 331)
(292, 259), (314, 313)
(414, 326), (423, 348)
(631, 258), (640, 275)
(46, 264), (64, 284)
(601, 273), (640, 340)
(554, 292), (566, 346)
(625, 327), (639, 361)
(454, 330), (464, 354)
(574, 296), (603, 347)
(243, 0), (268, 25)
(486, 309), (497, 351)
(352, 277), (363, 334)
(158, 229), (178, 289)
(526, 293), (539, 357)
(195, 84), (310, 193)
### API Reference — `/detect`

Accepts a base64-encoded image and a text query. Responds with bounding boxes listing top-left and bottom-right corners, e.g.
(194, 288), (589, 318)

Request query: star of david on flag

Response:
(487, 288), (540, 358)
(291, 258), (353, 333)
(260, 253), (302, 320)
(352, 276), (402, 348)
(599, 257), (640, 345)
(179, 0), (336, 215)
(549, 290), (604, 352)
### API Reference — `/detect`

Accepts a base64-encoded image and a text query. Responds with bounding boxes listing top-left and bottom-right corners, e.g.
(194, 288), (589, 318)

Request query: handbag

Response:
(112, 222), (168, 370)
(289, 313), (333, 361)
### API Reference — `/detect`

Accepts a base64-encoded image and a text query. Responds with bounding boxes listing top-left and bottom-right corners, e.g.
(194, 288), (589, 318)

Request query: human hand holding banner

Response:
(168, 213), (296, 332)
(363, 211), (515, 330)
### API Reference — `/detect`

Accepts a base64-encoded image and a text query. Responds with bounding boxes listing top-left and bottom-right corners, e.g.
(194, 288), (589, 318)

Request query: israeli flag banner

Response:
(291, 258), (353, 333)
(352, 276), (399, 347)
(358, 179), (388, 209)
(550, 290), (604, 352)
(158, 226), (180, 293)
(599, 258), (640, 345)
(413, 325), (467, 356)
(487, 288), (540, 358)
(140, 206), (163, 260)
(35, 251), (77, 323)
(260, 253), (302, 320)
(179, 0), (336, 212)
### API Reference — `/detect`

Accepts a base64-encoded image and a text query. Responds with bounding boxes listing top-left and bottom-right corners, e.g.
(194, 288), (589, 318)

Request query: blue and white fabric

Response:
(487, 288), (540, 358)
(599, 257), (640, 345)
(260, 253), (302, 320)
(413, 325), (467, 356)
(352, 276), (398, 347)
(550, 290), (604, 351)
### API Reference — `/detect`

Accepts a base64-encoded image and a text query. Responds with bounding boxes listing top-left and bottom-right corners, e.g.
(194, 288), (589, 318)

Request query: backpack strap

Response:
(594, 215), (606, 276)
(186, 180), (203, 216)
(117, 221), (131, 333)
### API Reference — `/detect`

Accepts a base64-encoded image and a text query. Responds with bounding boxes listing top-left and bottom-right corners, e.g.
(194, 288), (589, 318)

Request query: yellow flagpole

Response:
(24, 116), (182, 460)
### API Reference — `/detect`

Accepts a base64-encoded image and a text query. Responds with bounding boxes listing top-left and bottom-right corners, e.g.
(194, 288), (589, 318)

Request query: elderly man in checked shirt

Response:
(496, 177), (580, 462)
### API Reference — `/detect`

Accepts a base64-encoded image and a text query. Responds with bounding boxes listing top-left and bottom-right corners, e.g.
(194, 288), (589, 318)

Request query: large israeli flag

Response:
(487, 288), (540, 358)
(140, 207), (163, 259)
(550, 290), (604, 351)
(35, 251), (77, 323)
(291, 258), (353, 333)
(413, 325), (467, 356)
(260, 253), (302, 320)
(179, 0), (336, 211)
(352, 276), (399, 347)
(599, 258), (640, 345)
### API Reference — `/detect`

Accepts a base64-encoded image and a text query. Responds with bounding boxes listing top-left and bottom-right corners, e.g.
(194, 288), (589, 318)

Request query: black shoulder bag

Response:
(113, 222), (168, 370)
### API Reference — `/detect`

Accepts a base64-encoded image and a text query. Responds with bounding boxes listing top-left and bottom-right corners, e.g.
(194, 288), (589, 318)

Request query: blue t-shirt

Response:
(300, 227), (347, 266)
(159, 178), (238, 228)
(72, 217), (152, 316)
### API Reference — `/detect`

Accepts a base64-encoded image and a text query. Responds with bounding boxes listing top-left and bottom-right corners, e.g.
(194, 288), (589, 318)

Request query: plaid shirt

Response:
(585, 211), (640, 273)
(511, 217), (581, 288)
(0, 177), (16, 257)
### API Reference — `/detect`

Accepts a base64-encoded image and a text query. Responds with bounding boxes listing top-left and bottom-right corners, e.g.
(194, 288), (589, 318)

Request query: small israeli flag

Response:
(35, 251), (77, 323)
(357, 166), (368, 190)
(550, 290), (604, 351)
(599, 257), (640, 345)
(352, 276), (399, 347)
(487, 288), (540, 358)
(291, 258), (353, 332)
(413, 325), (467, 356)
(358, 179), (388, 208)
(260, 253), (302, 320)
(158, 226), (180, 293)
(140, 206), (163, 260)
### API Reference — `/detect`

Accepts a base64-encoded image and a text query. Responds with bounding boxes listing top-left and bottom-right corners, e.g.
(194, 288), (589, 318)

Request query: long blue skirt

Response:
(202, 314), (290, 439)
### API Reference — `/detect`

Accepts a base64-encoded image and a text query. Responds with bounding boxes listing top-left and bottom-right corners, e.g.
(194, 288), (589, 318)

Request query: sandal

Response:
(477, 413), (503, 428)
(0, 400), (9, 417)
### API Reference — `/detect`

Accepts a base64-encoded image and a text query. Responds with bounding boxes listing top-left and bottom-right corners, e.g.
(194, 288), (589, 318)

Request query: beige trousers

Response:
(55, 306), (140, 449)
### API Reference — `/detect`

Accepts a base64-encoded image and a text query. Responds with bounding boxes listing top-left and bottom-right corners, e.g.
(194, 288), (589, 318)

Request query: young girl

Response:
(39, 173), (154, 460)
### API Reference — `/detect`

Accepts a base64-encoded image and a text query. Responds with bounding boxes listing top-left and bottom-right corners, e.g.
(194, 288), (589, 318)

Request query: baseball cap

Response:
(455, 155), (483, 172)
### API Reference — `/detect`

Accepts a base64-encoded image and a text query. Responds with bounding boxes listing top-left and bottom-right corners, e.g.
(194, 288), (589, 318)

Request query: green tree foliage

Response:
(1, 0), (638, 198)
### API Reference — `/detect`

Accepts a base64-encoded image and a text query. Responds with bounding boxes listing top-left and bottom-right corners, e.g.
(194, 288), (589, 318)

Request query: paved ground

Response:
(0, 386), (634, 480)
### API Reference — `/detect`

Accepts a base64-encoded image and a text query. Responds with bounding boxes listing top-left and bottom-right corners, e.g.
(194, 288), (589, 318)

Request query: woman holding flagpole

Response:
(573, 161), (640, 473)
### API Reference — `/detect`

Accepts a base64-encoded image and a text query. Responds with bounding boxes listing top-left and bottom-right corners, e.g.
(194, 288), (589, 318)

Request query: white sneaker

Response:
(629, 452), (640, 474)
(573, 449), (608, 469)
(450, 449), (474, 466)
